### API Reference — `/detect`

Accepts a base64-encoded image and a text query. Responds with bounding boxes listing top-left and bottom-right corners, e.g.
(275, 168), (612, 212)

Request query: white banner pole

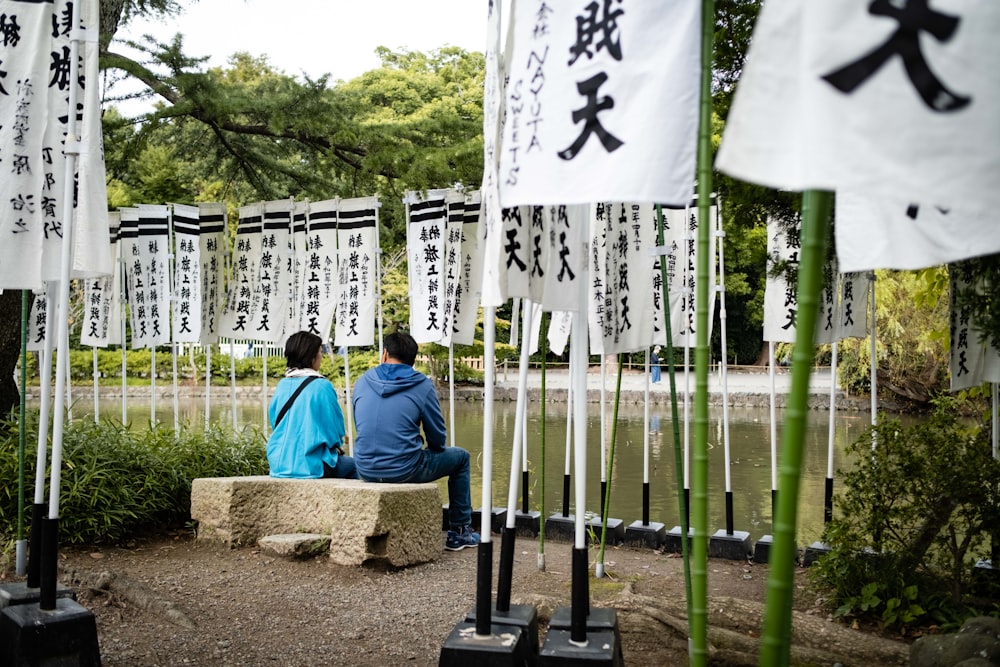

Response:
(449, 344), (456, 447)
(120, 258), (127, 424)
(343, 347), (354, 455)
(205, 344), (212, 430)
(869, 274), (878, 448)
(229, 339), (238, 431)
(91, 347), (99, 423)
(168, 206), (180, 435)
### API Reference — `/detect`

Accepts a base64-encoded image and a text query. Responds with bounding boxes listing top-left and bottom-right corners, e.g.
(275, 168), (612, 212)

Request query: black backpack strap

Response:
(274, 376), (320, 428)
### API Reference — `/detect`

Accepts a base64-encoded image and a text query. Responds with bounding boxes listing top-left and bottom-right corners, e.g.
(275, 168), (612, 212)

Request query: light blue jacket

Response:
(352, 363), (446, 481)
(266, 376), (346, 478)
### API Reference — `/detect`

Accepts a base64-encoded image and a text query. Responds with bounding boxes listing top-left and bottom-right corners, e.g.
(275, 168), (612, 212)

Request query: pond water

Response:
(87, 393), (876, 546)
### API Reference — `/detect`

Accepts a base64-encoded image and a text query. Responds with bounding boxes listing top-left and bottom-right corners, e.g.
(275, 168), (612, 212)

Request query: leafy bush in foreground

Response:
(811, 399), (1000, 633)
(0, 415), (267, 546)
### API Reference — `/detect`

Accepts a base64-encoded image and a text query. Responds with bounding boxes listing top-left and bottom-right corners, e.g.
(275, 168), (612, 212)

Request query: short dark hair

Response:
(384, 331), (418, 366)
(285, 331), (322, 369)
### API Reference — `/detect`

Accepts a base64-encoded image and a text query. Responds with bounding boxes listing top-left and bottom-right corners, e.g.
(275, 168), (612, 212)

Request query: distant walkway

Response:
(495, 365), (840, 396)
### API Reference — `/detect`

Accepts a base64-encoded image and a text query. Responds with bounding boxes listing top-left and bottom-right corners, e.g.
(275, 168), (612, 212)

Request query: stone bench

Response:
(190, 476), (442, 567)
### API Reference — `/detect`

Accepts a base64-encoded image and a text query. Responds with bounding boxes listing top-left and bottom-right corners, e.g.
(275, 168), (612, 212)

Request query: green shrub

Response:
(0, 415), (267, 548)
(812, 398), (1000, 633)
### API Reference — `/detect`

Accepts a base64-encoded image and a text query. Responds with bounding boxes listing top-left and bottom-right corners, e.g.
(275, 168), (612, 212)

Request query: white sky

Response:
(116, 0), (487, 100)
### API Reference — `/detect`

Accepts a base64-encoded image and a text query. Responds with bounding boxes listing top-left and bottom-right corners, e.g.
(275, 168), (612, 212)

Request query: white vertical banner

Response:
(587, 202), (611, 354)
(0, 0), (50, 288)
(290, 201), (309, 335)
(815, 262), (841, 346)
(762, 217), (801, 344)
(479, 0), (512, 309)
(838, 271), (870, 341)
(452, 191), (484, 346)
(671, 200), (718, 348)
(537, 204), (589, 314)
(498, 0), (700, 207)
(221, 204), (263, 338)
(80, 214), (121, 347)
(198, 203), (227, 346)
(73, 0), (111, 280)
(501, 206), (532, 299)
(250, 199), (294, 343)
(717, 1), (1000, 218)
(950, 266), (1000, 392)
(171, 204), (202, 344)
(335, 196), (379, 347)
(835, 193), (1000, 273)
(0, 0), (110, 289)
(127, 205), (171, 350)
(441, 191), (468, 348)
(547, 310), (573, 356)
(299, 199), (338, 338)
(407, 189), (449, 344)
(26, 289), (50, 353)
(118, 208), (139, 347)
(592, 202), (661, 354)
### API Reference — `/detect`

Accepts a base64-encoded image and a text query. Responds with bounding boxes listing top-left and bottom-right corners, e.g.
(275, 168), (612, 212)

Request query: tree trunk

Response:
(0, 290), (33, 418)
(615, 591), (910, 666)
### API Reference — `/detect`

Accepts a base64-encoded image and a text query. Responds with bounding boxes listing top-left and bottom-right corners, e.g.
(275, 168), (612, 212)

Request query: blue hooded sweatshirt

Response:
(352, 363), (446, 481)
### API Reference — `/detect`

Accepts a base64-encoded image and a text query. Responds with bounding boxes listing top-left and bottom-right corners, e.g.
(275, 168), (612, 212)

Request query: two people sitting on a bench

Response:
(352, 332), (480, 551)
(266, 331), (357, 479)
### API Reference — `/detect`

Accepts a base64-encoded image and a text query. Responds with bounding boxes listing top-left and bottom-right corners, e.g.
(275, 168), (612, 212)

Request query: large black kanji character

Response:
(568, 0), (625, 66)
(505, 228), (527, 271)
(1, 13), (21, 47)
(558, 72), (624, 160)
(822, 0), (971, 112)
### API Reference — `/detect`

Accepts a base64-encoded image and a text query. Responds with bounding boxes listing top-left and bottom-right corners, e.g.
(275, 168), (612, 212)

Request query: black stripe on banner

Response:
(200, 223), (225, 234)
(118, 222), (138, 239)
(409, 203), (446, 224)
(237, 215), (262, 234)
(309, 210), (338, 223)
(309, 219), (338, 231)
(337, 218), (375, 230)
(137, 219), (169, 236)
(173, 219), (199, 235)
(338, 207), (375, 221)
(200, 214), (225, 223)
(264, 219), (290, 230)
(293, 221), (308, 233)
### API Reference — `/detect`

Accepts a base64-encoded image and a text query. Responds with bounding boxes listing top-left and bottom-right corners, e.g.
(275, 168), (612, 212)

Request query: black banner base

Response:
(0, 598), (101, 666)
(709, 529), (753, 561)
(752, 534), (798, 564)
(624, 520), (665, 549)
(472, 507), (508, 535)
(514, 510), (542, 537)
(538, 629), (621, 666)
(543, 514), (626, 545)
(549, 606), (623, 664)
(0, 581), (76, 609)
(466, 602), (539, 656)
(438, 621), (530, 667)
(802, 541), (832, 567)
(662, 525), (694, 554)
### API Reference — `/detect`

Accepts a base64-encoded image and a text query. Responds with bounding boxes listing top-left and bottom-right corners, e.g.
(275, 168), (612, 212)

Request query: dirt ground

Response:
(1, 529), (900, 667)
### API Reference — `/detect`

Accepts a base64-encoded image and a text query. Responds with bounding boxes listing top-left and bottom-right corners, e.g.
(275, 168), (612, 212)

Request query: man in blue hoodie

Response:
(352, 332), (480, 551)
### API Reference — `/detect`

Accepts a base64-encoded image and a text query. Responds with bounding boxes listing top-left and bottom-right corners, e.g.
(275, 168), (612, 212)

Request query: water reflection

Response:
(86, 394), (875, 545)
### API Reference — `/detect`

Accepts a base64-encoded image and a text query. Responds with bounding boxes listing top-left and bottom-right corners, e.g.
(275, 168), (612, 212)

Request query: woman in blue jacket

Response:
(266, 331), (356, 479)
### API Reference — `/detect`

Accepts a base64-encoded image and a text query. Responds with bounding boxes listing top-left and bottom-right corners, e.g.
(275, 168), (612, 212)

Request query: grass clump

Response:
(0, 415), (267, 548)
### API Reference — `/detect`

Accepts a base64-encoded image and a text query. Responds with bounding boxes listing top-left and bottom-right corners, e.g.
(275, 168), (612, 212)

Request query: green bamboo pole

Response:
(538, 330), (547, 571)
(17, 291), (29, 564)
(656, 204), (692, 609)
(759, 190), (833, 666)
(689, 0), (716, 662)
(597, 353), (624, 577)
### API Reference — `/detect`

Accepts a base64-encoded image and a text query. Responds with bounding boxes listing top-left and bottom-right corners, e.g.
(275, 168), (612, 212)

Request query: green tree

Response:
(838, 270), (950, 405)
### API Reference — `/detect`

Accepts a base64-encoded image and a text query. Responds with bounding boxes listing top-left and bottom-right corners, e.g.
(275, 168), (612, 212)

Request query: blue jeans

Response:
(323, 454), (358, 479)
(362, 447), (472, 530)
